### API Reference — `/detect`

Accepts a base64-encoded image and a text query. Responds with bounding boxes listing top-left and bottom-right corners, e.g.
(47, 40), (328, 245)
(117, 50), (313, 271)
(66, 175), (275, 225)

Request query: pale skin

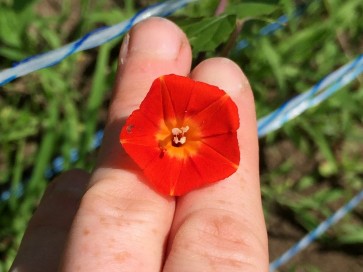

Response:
(11, 17), (268, 272)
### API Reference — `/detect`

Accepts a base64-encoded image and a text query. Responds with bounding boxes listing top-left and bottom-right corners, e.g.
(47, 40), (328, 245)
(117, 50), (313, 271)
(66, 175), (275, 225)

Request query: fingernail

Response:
(192, 58), (250, 96)
(214, 58), (247, 95)
(119, 33), (130, 66)
(127, 17), (184, 60)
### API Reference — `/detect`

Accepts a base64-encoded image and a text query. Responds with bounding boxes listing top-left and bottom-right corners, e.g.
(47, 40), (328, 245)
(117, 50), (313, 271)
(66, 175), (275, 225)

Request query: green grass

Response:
(1, 0), (363, 271)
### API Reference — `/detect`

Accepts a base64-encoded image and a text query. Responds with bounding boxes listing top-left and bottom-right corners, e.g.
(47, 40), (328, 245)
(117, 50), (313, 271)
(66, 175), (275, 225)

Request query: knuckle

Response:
(79, 178), (166, 232)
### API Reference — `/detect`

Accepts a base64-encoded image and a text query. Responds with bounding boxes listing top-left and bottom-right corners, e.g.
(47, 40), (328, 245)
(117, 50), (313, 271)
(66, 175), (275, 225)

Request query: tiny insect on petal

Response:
(120, 74), (240, 196)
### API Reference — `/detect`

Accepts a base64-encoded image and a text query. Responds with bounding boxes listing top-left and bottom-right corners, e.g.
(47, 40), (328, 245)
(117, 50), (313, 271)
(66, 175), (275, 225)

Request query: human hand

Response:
(11, 18), (268, 272)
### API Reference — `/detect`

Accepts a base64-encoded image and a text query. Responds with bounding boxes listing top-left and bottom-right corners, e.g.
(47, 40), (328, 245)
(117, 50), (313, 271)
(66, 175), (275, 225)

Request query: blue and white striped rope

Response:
(269, 189), (363, 271)
(1, 2), (363, 270)
(258, 54), (363, 137)
(0, 0), (197, 87)
(0, 0), (309, 201)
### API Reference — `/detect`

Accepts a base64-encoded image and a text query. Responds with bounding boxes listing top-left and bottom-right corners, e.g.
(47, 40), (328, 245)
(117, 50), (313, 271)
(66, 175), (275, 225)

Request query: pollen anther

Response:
(172, 126), (189, 145)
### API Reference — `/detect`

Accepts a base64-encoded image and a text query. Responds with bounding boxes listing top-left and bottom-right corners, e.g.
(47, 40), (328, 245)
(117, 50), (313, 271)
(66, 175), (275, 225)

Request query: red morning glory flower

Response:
(120, 74), (240, 196)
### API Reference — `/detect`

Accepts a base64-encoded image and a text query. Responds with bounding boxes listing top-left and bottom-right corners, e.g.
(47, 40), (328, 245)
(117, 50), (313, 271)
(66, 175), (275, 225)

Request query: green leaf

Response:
(226, 2), (278, 19)
(177, 0), (219, 18)
(0, 107), (39, 142)
(86, 10), (127, 25)
(0, 46), (28, 61)
(338, 224), (363, 244)
(180, 14), (236, 56)
(300, 120), (338, 175)
(12, 0), (40, 12)
(81, 42), (113, 155)
(0, 8), (22, 47)
(259, 37), (286, 92)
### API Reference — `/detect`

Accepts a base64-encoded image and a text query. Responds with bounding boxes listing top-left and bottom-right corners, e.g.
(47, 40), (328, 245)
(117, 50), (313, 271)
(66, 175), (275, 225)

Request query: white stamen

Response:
(179, 136), (186, 144)
(172, 128), (182, 135)
(181, 126), (189, 133)
(171, 126), (189, 145)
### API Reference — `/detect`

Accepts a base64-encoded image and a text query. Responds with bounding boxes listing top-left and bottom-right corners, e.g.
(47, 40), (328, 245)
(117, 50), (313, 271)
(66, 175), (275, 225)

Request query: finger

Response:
(61, 18), (192, 272)
(164, 58), (268, 271)
(10, 170), (89, 272)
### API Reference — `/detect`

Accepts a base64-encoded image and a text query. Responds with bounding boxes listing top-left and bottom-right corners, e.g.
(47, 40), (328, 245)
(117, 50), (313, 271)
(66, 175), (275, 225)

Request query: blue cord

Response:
(269, 189), (363, 271)
(258, 54), (363, 137)
(0, 0), (197, 87)
(0, 0), (195, 199)
(1, 2), (362, 270)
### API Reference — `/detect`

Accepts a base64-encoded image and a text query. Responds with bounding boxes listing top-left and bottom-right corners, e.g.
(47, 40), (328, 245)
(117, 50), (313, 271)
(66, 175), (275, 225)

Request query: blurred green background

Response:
(1, 0), (363, 271)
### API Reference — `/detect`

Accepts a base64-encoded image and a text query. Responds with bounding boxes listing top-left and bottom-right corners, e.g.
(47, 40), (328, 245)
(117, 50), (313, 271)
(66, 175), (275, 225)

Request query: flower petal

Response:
(139, 133), (240, 196)
(136, 82), (164, 128)
(120, 111), (160, 169)
(144, 156), (183, 196)
(192, 94), (239, 137)
(159, 75), (194, 123)
(201, 132), (240, 166)
(172, 135), (239, 196)
(120, 74), (240, 196)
